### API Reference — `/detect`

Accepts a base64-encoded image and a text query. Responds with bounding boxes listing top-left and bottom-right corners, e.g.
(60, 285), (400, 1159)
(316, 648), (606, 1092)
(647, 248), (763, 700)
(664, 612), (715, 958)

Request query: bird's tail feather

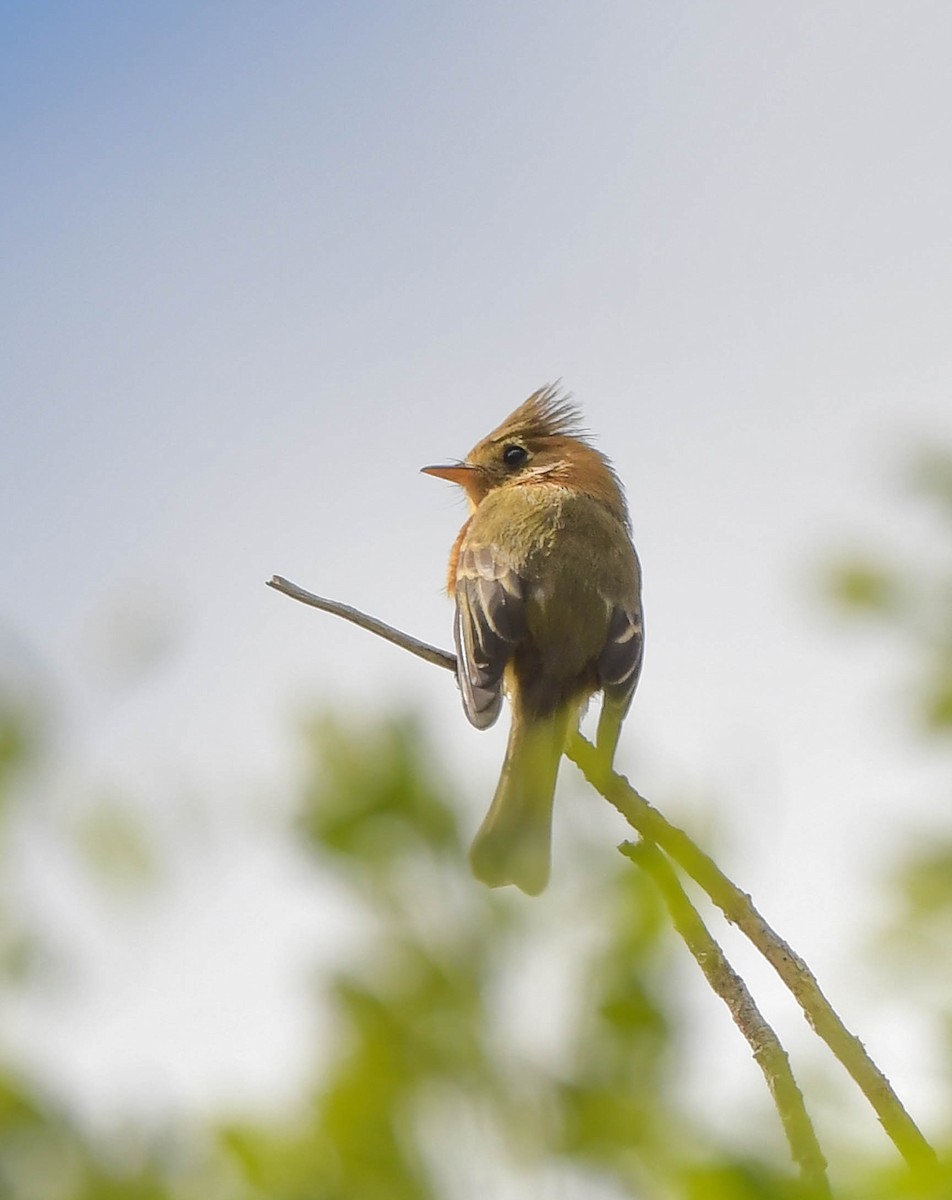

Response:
(468, 707), (572, 895)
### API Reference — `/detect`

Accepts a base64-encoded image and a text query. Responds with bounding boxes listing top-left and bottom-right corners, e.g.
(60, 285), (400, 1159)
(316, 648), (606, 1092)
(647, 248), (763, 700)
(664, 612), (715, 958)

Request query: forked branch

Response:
(624, 839), (829, 1195)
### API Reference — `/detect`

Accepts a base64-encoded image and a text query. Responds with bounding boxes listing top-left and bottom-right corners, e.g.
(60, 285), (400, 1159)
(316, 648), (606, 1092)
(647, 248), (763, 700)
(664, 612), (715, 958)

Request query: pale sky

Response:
(4, 0), (952, 1147)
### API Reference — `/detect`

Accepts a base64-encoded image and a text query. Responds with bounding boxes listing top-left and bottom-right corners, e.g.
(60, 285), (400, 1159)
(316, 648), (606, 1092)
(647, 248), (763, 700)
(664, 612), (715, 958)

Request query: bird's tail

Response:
(469, 706), (573, 895)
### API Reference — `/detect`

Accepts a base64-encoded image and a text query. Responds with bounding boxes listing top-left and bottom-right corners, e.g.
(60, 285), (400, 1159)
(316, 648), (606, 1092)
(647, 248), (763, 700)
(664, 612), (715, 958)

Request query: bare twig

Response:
(267, 575), (938, 1174)
(624, 839), (830, 1195)
(267, 576), (457, 674)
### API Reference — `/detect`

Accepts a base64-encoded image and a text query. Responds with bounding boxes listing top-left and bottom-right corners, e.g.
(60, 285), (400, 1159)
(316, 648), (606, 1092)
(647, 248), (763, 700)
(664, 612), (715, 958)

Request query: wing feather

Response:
(597, 604), (644, 717)
(454, 543), (527, 729)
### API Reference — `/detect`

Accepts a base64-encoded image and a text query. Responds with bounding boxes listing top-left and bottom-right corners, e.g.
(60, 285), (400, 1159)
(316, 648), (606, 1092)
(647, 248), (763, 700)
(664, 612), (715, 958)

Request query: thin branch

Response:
(267, 575), (937, 1173)
(566, 732), (936, 1173)
(624, 839), (830, 1195)
(267, 576), (457, 674)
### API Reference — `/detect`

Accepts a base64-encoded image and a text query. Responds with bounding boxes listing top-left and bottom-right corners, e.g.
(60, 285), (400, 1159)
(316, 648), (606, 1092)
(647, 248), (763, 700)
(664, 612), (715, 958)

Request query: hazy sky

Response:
(4, 0), (952, 1141)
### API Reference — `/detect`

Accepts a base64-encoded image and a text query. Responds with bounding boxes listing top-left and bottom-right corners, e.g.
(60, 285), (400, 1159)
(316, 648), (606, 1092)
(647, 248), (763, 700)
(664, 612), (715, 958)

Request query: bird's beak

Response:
(420, 462), (477, 486)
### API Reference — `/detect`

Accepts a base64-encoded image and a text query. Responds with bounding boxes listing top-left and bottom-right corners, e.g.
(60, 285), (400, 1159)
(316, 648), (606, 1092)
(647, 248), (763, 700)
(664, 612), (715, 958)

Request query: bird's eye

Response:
(502, 444), (529, 468)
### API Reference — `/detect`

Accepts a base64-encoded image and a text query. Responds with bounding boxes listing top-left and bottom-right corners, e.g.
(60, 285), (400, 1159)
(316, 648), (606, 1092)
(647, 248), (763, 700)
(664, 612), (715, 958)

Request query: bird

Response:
(422, 384), (643, 895)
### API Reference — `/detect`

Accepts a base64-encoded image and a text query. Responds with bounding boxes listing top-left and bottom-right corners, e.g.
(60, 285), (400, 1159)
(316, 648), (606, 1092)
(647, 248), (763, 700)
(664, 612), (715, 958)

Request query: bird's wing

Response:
(597, 603), (644, 717)
(454, 542), (527, 729)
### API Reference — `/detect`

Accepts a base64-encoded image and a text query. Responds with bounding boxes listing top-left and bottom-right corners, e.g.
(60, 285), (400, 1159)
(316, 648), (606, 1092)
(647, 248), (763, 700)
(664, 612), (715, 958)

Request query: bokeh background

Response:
(4, 2), (952, 1194)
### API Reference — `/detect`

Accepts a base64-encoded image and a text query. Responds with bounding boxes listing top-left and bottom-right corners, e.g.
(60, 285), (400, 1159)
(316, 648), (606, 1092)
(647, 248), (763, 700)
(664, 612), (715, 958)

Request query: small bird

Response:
(422, 385), (643, 895)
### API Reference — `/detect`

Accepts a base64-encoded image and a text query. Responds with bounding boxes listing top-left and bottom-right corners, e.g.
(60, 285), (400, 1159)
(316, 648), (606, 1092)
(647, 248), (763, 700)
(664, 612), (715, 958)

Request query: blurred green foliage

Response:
(4, 451), (952, 1196)
(0, 698), (947, 1199)
(825, 449), (952, 937)
(0, 690), (836, 1199)
(220, 715), (689, 1199)
(825, 449), (952, 736)
(826, 560), (902, 616)
(72, 798), (159, 899)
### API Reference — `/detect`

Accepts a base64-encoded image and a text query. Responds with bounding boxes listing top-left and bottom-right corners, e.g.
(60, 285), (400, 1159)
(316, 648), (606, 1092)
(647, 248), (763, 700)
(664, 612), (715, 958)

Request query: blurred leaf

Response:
(680, 1159), (810, 1199)
(890, 840), (952, 923)
(923, 673), (952, 732)
(825, 559), (903, 615)
(0, 1074), (174, 1200)
(0, 918), (43, 985)
(848, 1156), (952, 1200)
(552, 871), (676, 1183)
(909, 449), (952, 522)
(557, 1080), (656, 1158)
(298, 715), (462, 870)
(72, 797), (159, 898)
(0, 694), (37, 799)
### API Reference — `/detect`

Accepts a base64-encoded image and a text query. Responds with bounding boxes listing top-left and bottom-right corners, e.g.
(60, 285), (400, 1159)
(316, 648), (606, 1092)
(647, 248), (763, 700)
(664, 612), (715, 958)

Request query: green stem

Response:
(625, 839), (830, 1195)
(567, 732), (936, 1173)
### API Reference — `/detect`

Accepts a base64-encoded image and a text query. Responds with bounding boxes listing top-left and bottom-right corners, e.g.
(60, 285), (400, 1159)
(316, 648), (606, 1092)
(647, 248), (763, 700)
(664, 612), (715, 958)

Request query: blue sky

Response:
(4, 0), (952, 1139)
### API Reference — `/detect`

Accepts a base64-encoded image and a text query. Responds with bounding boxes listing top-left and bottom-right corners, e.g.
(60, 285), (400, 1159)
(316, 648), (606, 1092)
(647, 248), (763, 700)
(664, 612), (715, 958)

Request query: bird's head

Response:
(422, 384), (628, 526)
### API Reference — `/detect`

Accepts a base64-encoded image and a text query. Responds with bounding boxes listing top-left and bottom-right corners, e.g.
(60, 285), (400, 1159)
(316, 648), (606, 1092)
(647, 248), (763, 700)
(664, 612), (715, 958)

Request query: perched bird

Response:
(422, 385), (643, 895)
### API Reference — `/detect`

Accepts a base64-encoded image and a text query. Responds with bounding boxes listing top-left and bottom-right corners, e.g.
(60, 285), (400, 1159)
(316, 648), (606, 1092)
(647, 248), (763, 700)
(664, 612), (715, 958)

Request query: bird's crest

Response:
(487, 384), (588, 445)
